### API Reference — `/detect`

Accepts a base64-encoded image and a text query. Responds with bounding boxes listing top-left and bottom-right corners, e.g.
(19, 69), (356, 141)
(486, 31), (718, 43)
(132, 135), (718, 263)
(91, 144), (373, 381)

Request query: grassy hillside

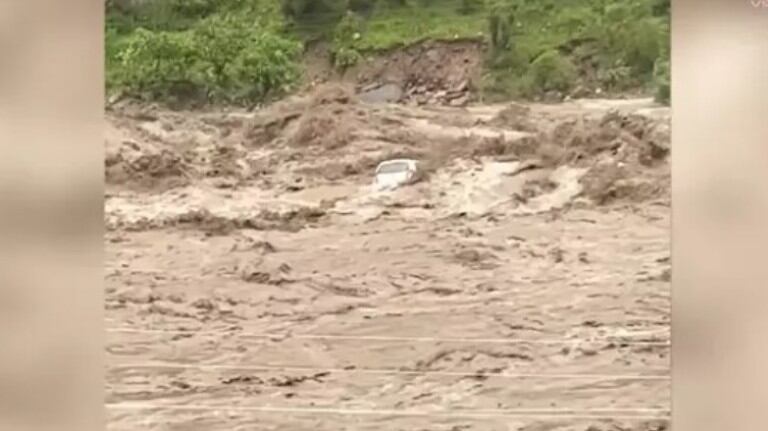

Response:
(106, 0), (670, 105)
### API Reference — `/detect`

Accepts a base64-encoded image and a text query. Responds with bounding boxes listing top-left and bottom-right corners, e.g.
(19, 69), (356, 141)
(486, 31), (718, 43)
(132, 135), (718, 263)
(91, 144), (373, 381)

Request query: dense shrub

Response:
(487, 0), (514, 52)
(527, 50), (577, 93)
(651, 0), (670, 16)
(348, 0), (377, 16)
(108, 0), (286, 33)
(281, 0), (347, 32)
(115, 28), (199, 100)
(111, 14), (301, 104)
(458, 0), (485, 15)
(653, 57), (670, 105)
(330, 12), (365, 69)
(482, 0), (669, 98)
(107, 0), (670, 104)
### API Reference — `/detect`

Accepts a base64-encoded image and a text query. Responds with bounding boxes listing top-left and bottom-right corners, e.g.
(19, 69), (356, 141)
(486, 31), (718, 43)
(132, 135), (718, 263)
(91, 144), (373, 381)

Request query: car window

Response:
(376, 162), (410, 175)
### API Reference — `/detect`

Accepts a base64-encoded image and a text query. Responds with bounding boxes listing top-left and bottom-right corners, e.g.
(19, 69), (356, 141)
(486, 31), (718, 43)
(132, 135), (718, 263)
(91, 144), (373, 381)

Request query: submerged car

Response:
(372, 159), (419, 191)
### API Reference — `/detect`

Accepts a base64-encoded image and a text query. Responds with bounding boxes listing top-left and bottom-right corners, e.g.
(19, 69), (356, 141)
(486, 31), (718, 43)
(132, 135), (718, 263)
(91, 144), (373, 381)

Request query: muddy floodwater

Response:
(105, 86), (670, 431)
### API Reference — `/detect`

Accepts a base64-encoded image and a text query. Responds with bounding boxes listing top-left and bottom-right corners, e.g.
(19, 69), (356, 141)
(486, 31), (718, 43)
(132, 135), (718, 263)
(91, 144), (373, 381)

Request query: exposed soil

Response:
(105, 84), (670, 430)
(304, 39), (484, 106)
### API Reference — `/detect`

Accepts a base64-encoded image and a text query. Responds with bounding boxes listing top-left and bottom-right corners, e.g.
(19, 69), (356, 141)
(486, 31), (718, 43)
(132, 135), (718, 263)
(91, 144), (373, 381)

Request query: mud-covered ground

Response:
(105, 85), (671, 431)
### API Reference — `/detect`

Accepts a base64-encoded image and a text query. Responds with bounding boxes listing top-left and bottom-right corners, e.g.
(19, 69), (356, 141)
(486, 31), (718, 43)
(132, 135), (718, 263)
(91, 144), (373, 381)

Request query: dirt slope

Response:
(304, 40), (483, 106)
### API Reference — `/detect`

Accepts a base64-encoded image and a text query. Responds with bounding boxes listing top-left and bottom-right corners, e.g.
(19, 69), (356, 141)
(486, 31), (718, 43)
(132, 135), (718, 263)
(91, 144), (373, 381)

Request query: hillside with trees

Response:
(106, 0), (670, 106)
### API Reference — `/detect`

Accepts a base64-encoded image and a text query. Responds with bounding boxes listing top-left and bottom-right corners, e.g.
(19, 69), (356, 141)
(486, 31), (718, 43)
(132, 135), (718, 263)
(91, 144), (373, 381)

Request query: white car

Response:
(372, 159), (419, 191)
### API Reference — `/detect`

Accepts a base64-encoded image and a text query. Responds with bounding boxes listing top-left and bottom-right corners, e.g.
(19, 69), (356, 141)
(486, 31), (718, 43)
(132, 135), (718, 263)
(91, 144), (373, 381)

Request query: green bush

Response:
(551, 6), (598, 37)
(108, 0), (286, 33)
(107, 0), (671, 104)
(333, 46), (364, 70)
(589, 1), (667, 78)
(651, 0), (670, 16)
(526, 50), (577, 93)
(481, 69), (536, 101)
(281, 0), (347, 36)
(115, 28), (199, 100)
(370, 0), (407, 13)
(597, 60), (633, 90)
(481, 0), (669, 99)
(653, 57), (670, 104)
(487, 0), (515, 52)
(331, 12), (365, 69)
(457, 0), (485, 15)
(163, 0), (221, 19)
(618, 18), (665, 76)
(224, 32), (303, 101)
(107, 0), (214, 32)
(111, 14), (302, 104)
(348, 0), (377, 15)
(653, 16), (670, 105)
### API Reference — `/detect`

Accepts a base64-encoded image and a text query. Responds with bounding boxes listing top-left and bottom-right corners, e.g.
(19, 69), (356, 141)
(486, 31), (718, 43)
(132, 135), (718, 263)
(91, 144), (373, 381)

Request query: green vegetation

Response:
(652, 33), (671, 104)
(349, 5), (485, 50)
(481, 0), (669, 100)
(330, 12), (365, 70)
(106, 0), (670, 106)
(106, 0), (301, 105)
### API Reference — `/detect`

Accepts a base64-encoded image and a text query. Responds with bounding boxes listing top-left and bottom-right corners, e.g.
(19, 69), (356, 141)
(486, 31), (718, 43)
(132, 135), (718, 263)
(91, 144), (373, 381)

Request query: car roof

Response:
(376, 158), (418, 166)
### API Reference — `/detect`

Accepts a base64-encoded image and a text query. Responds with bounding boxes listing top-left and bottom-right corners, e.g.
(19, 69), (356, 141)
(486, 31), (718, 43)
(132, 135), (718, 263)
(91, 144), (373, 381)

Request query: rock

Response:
(359, 82), (381, 93)
(449, 94), (469, 107)
(453, 79), (469, 92)
(107, 92), (124, 107)
(358, 83), (403, 104)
